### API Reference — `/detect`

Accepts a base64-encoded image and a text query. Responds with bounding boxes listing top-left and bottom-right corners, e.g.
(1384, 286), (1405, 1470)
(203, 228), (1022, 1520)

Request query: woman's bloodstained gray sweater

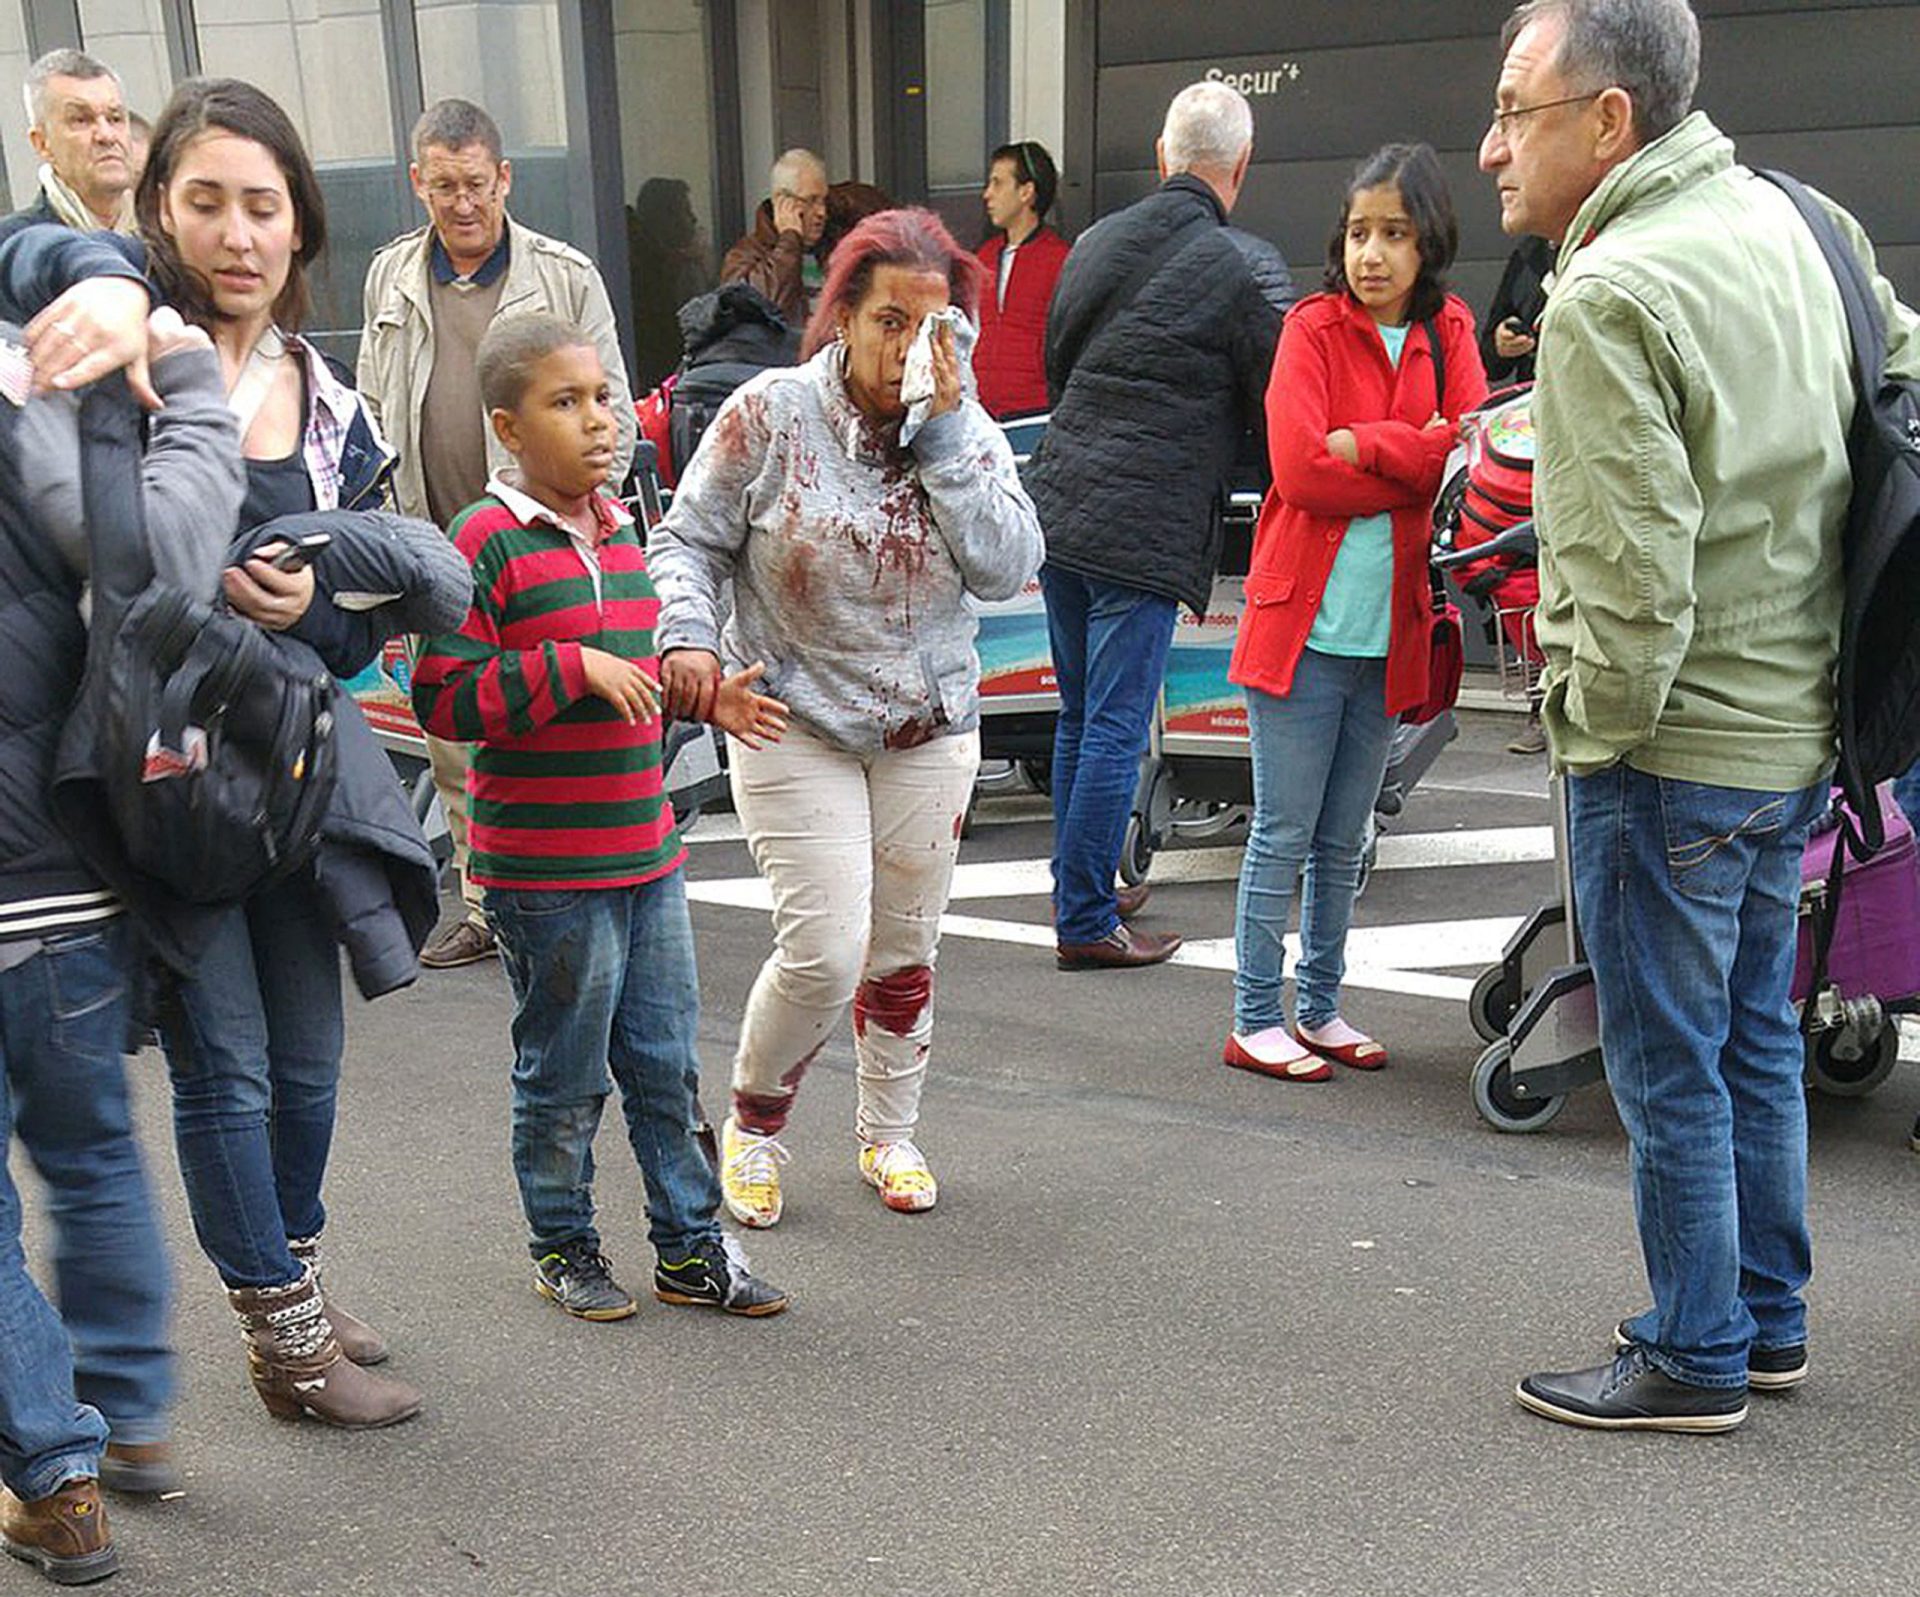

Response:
(649, 344), (1043, 754)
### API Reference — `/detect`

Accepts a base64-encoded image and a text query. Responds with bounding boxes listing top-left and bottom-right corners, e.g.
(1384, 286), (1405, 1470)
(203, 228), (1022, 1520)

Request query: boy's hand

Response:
(660, 648), (722, 722)
(581, 646), (659, 724)
(710, 661), (788, 749)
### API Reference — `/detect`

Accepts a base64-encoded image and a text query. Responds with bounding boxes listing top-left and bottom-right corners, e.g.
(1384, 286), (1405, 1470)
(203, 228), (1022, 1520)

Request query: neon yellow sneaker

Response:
(720, 1115), (788, 1229)
(859, 1139), (938, 1214)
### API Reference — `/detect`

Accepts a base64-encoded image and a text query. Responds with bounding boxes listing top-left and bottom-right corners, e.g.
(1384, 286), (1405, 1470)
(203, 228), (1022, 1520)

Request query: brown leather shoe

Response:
(229, 1268), (422, 1431)
(1, 1478), (117, 1585)
(1056, 924), (1182, 970)
(287, 1234), (388, 1366)
(98, 1440), (183, 1499)
(419, 919), (495, 969)
(1115, 882), (1151, 920)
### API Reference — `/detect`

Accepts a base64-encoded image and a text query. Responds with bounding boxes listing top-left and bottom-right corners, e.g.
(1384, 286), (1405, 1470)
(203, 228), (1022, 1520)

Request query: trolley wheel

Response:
(1804, 1023), (1898, 1098)
(1471, 1039), (1568, 1133)
(1468, 964), (1519, 1044)
(1119, 814), (1154, 887)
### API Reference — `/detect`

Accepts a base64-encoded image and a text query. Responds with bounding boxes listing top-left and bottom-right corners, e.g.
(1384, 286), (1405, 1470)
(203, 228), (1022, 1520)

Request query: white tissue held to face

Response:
(899, 305), (974, 445)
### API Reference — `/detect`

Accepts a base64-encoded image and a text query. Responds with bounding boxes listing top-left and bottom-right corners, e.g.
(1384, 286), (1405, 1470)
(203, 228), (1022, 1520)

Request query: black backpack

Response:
(1760, 170), (1920, 857)
(52, 377), (338, 915)
(667, 283), (799, 480)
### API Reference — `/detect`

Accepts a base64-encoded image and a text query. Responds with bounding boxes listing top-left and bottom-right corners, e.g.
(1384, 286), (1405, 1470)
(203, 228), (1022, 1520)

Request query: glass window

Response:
(193, 0), (409, 359)
(414, 0), (571, 247)
(612, 0), (719, 388)
(0, 0), (35, 213)
(924, 0), (987, 190)
(77, 0), (171, 129)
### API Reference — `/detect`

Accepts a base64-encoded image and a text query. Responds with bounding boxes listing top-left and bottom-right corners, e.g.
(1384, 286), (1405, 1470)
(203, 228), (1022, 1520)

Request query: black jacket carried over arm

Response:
(1023, 174), (1293, 615)
(1478, 236), (1554, 385)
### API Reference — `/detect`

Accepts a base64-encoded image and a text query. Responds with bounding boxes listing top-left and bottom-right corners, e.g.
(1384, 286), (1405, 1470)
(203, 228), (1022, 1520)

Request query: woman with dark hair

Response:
(137, 78), (428, 1430)
(650, 208), (1043, 1226)
(974, 139), (1069, 418)
(1223, 142), (1487, 1082)
(626, 175), (711, 389)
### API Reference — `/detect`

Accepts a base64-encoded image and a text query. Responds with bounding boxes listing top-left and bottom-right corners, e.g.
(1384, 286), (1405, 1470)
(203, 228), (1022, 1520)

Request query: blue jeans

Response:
(1893, 759), (1920, 837)
(1, 924), (173, 1496)
(487, 870), (722, 1262)
(1042, 566), (1179, 943)
(1569, 765), (1826, 1388)
(160, 873), (344, 1290)
(1233, 650), (1395, 1034)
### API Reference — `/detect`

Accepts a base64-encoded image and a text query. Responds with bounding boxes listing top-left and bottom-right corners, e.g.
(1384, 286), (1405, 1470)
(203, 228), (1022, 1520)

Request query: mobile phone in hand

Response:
(266, 532), (331, 572)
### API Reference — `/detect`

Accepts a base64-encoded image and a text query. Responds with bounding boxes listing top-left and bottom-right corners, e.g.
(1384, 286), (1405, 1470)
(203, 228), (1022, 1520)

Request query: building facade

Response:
(3, 0), (1914, 375)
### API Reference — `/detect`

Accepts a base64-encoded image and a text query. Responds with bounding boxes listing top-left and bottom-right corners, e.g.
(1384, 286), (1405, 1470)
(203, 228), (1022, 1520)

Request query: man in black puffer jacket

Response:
(1027, 79), (1292, 971)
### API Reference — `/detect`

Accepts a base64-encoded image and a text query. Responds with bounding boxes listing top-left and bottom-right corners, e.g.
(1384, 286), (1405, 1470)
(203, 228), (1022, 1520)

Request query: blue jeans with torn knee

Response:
(486, 869), (722, 1263)
(1570, 764), (1826, 1388)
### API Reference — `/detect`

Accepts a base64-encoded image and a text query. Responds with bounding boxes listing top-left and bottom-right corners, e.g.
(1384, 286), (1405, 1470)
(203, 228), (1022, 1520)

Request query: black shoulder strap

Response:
(76, 374), (156, 635)
(1422, 318), (1447, 411)
(1754, 168), (1885, 413)
(1057, 212), (1211, 382)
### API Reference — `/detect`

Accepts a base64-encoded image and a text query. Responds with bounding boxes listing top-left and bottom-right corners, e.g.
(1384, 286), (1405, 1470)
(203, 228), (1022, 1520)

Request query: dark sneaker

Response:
(420, 919), (496, 970)
(654, 1235), (789, 1317)
(533, 1243), (636, 1321)
(1612, 1320), (1807, 1392)
(1, 1478), (118, 1585)
(1516, 1345), (1747, 1433)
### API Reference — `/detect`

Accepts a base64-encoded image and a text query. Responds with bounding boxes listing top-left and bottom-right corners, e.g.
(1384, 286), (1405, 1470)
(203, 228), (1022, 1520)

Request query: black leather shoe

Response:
(1613, 1320), (1807, 1392)
(1055, 924), (1182, 971)
(1516, 1346), (1747, 1433)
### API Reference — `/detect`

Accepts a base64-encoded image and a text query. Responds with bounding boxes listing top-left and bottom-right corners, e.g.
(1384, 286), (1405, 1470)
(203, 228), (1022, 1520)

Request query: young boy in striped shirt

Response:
(413, 312), (788, 1322)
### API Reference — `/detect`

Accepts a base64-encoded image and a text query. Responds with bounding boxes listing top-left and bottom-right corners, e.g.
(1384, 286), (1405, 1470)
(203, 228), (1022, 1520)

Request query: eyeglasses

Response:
(1487, 91), (1604, 139)
(425, 175), (501, 205)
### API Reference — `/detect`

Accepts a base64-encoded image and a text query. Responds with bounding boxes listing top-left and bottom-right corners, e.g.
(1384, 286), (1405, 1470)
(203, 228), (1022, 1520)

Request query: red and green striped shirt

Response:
(412, 481), (684, 890)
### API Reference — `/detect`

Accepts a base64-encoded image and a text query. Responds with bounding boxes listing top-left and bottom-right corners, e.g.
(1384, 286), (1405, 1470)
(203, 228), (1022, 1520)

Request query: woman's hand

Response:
(710, 661), (788, 748)
(660, 647), (723, 722)
(1325, 428), (1359, 465)
(927, 321), (962, 420)
(25, 276), (160, 407)
(146, 306), (212, 364)
(223, 546), (316, 631)
(581, 646), (660, 724)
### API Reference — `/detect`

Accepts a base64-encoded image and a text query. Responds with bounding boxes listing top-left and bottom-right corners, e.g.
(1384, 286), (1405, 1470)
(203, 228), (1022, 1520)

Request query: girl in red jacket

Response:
(1224, 143), (1486, 1082)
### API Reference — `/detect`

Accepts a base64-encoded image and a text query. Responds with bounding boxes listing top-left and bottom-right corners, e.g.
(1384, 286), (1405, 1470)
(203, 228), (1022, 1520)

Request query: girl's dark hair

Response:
(135, 77), (327, 334)
(990, 139), (1059, 220)
(1321, 141), (1458, 324)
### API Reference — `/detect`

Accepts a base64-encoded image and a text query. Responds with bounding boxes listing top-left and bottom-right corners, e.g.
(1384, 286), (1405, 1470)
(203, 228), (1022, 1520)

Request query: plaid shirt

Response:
(291, 334), (394, 510)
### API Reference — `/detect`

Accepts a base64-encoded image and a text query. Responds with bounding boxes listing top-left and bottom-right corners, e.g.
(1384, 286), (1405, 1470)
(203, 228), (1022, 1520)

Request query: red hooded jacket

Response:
(1230, 290), (1487, 716)
(973, 225), (1069, 419)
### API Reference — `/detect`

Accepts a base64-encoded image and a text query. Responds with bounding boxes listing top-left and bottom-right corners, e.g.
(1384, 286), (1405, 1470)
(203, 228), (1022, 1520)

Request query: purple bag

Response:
(1793, 784), (1920, 1005)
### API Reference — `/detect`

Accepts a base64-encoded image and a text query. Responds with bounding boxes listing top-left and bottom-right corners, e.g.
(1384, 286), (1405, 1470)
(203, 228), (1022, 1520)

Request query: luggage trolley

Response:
(1121, 489), (1460, 888)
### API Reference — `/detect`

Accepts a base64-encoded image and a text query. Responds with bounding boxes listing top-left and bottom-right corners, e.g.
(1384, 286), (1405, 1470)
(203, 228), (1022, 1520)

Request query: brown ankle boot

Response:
(228, 1267), (422, 1430)
(286, 1232), (389, 1365)
(0, 1478), (117, 1584)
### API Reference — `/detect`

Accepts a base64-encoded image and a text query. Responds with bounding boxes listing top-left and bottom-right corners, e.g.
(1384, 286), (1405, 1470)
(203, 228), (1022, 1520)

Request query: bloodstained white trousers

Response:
(726, 725), (979, 1145)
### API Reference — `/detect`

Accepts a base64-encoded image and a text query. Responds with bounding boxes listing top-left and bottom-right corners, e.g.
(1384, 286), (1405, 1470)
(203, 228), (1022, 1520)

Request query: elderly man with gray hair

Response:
(1479, 0), (1920, 1434)
(1025, 80), (1293, 970)
(720, 147), (831, 325)
(0, 49), (135, 245)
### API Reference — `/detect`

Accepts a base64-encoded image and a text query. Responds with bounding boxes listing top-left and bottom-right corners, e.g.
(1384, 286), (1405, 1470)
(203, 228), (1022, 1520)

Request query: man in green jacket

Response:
(1480, 0), (1920, 1433)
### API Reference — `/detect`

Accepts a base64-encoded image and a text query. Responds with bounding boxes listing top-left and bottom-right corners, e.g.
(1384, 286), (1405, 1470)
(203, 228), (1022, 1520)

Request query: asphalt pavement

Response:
(11, 709), (1920, 1597)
